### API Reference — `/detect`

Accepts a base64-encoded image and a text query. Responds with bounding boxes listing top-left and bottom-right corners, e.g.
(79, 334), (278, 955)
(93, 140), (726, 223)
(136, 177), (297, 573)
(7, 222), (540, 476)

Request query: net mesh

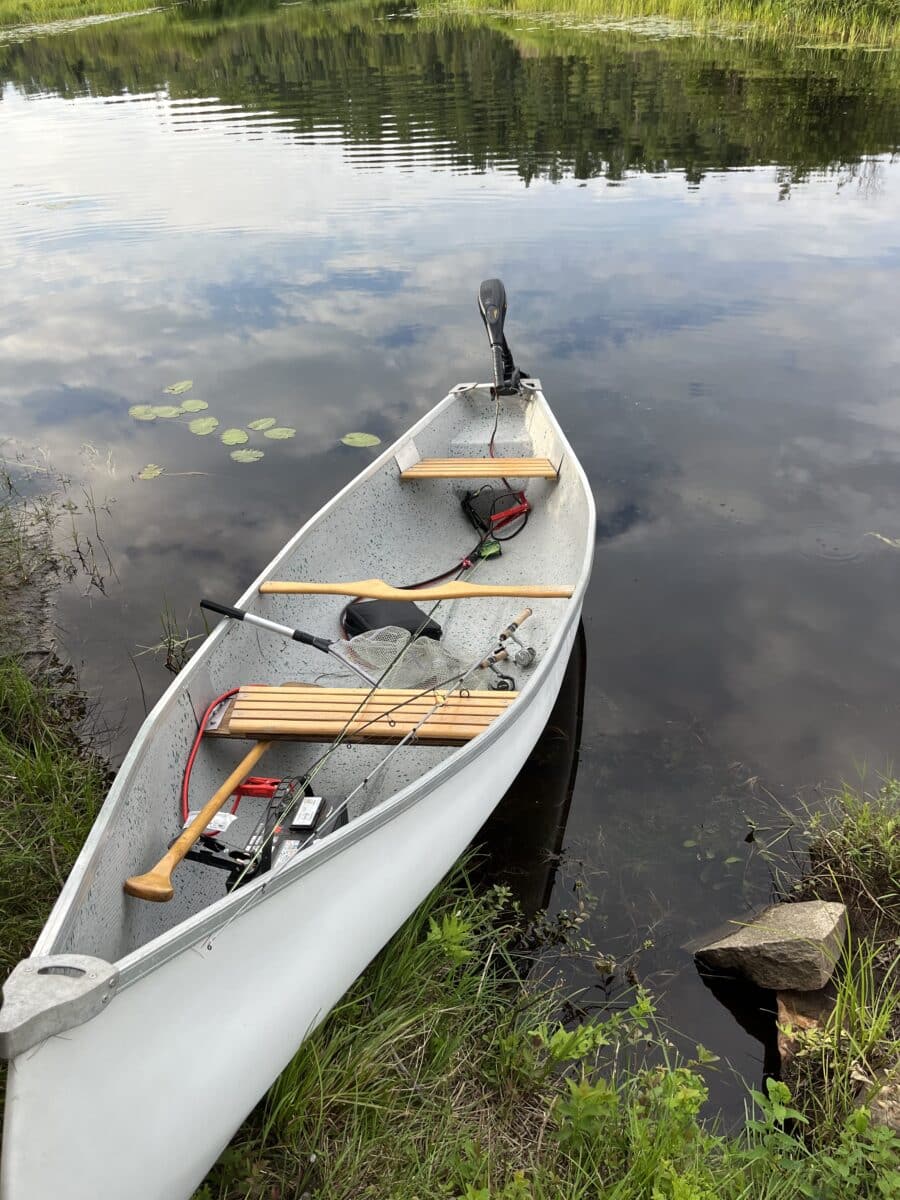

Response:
(331, 626), (468, 690)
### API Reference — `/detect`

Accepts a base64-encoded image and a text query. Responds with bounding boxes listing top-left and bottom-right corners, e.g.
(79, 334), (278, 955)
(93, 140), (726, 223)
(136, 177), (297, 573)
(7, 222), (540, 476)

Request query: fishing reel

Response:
(499, 608), (536, 668)
(480, 609), (538, 690)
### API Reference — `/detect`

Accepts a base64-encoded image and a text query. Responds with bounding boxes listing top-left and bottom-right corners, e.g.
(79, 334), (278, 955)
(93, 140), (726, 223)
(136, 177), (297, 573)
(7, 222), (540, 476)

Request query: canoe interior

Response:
(49, 387), (591, 965)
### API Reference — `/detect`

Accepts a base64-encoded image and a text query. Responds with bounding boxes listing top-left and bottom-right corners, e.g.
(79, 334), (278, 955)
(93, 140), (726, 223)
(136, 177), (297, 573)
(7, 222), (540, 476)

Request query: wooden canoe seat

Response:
(205, 685), (518, 746)
(400, 457), (558, 480)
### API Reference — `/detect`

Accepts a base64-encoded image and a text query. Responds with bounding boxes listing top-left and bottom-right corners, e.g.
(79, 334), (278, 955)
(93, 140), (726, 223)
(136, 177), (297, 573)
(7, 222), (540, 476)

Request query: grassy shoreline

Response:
(449, 0), (900, 48)
(0, 0), (168, 27)
(1, 0), (898, 46)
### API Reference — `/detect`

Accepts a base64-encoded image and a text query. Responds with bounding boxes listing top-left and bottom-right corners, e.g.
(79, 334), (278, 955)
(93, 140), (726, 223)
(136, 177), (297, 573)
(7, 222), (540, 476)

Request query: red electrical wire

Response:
(181, 687), (250, 822)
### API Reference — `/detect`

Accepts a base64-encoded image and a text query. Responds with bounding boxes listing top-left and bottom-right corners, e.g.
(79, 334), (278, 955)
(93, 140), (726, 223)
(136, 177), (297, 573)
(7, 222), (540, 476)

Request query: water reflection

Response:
(1, 1), (898, 182)
(477, 622), (586, 919)
(1, 0), (899, 1116)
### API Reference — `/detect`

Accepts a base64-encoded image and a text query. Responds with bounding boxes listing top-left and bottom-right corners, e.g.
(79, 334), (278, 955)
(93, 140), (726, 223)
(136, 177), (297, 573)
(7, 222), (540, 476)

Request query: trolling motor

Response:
(478, 278), (526, 395)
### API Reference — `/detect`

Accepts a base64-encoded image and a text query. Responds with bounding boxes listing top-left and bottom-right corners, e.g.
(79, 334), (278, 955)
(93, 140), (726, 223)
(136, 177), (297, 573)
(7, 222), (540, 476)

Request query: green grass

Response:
(770, 781), (900, 1152)
(195, 871), (900, 1199)
(437, 0), (900, 47)
(0, 657), (110, 972)
(793, 781), (900, 935)
(0, 0), (172, 28)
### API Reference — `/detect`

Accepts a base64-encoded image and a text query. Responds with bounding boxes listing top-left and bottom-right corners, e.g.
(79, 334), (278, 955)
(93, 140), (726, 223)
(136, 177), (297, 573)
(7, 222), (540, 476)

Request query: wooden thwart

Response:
(258, 577), (573, 601)
(207, 685), (518, 745)
(401, 456), (558, 480)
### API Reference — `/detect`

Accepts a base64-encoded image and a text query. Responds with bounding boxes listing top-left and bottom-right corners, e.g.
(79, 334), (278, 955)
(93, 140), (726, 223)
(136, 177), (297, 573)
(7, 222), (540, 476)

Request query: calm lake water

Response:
(2, 0), (900, 1115)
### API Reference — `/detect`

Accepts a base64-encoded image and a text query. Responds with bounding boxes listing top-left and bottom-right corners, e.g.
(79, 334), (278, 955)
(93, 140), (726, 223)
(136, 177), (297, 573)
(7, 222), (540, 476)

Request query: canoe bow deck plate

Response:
(207, 685), (519, 745)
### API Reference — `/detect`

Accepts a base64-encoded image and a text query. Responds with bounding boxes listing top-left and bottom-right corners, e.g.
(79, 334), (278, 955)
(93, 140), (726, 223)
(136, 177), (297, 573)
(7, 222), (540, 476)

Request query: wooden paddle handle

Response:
(258, 578), (573, 602)
(124, 741), (272, 903)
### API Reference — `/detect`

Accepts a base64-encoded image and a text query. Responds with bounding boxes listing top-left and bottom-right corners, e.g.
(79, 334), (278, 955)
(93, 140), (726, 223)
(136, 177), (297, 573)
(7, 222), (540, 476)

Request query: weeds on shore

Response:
(791, 782), (900, 936)
(196, 870), (900, 1199)
(0, 0), (167, 29)
(0, 657), (109, 972)
(448, 0), (900, 48)
(766, 781), (900, 1162)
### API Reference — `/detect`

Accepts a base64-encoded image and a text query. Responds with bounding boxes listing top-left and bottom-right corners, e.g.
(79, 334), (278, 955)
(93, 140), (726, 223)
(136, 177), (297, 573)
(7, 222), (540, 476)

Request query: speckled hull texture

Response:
(33, 384), (594, 971)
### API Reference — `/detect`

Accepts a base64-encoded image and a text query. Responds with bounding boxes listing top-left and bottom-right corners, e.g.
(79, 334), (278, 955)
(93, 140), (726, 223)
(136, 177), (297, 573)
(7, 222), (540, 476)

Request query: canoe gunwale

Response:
(30, 382), (595, 997)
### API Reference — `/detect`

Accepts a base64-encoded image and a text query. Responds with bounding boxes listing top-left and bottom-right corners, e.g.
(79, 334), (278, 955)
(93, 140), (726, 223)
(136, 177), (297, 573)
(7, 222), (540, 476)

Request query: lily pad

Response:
(247, 418), (277, 431)
(189, 417), (219, 436)
(263, 426), (296, 440)
(341, 432), (381, 448)
(150, 405), (184, 419)
(230, 448), (265, 463)
(128, 405), (157, 421)
(163, 380), (193, 395)
(138, 464), (163, 480)
(180, 399), (209, 413)
(221, 428), (249, 446)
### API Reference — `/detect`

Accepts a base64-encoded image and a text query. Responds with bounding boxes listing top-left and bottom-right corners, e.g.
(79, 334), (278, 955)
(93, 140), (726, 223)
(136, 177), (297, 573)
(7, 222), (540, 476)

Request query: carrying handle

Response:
(259, 579), (572, 602)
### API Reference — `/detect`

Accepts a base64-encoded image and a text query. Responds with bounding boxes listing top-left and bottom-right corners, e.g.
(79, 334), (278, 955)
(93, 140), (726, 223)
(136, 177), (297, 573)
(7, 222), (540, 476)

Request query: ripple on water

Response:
(797, 524), (866, 564)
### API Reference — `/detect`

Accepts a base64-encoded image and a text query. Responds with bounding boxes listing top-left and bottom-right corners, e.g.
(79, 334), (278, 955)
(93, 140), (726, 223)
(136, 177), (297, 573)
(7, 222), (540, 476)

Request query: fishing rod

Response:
(217, 612), (538, 897)
(200, 598), (537, 689)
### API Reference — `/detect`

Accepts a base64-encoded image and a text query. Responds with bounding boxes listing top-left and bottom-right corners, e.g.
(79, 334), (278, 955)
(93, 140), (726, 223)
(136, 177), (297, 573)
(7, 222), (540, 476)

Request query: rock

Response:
(694, 901), (846, 991)
(868, 1063), (900, 1134)
(776, 985), (835, 1068)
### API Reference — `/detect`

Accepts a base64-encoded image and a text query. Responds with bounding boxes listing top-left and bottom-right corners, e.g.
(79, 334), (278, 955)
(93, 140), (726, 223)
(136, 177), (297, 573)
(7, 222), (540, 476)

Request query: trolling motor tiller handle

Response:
(478, 278), (525, 395)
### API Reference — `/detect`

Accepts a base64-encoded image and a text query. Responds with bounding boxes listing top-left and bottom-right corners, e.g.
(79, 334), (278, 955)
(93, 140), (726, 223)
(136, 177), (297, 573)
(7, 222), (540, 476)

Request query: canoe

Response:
(0, 282), (595, 1200)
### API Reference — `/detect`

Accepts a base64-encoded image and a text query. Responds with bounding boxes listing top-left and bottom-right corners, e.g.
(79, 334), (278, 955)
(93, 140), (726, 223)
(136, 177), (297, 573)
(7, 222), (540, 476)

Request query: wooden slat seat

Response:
(206, 685), (518, 746)
(400, 457), (558, 480)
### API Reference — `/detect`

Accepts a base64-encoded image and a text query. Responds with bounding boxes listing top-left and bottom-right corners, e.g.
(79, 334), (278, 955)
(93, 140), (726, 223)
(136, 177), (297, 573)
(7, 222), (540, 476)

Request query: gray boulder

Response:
(868, 1064), (900, 1134)
(694, 901), (847, 991)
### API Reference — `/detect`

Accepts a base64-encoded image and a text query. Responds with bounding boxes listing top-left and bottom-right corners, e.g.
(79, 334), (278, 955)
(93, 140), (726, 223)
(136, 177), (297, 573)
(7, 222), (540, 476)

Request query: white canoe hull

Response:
(1, 619), (577, 1200)
(2, 372), (594, 1198)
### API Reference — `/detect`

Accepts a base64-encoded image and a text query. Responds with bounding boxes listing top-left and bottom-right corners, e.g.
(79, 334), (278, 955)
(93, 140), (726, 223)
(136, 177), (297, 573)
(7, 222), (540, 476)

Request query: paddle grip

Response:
(202, 597), (331, 653)
(201, 598), (243, 622)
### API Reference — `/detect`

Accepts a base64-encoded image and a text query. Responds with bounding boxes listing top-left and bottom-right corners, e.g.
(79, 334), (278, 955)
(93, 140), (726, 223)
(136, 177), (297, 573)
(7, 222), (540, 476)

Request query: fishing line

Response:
(210, 638), (512, 933)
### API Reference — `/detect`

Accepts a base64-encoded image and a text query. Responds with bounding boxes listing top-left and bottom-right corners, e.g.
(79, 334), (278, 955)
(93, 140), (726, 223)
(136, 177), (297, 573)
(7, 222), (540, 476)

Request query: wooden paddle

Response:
(124, 740), (272, 902)
(258, 579), (573, 601)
